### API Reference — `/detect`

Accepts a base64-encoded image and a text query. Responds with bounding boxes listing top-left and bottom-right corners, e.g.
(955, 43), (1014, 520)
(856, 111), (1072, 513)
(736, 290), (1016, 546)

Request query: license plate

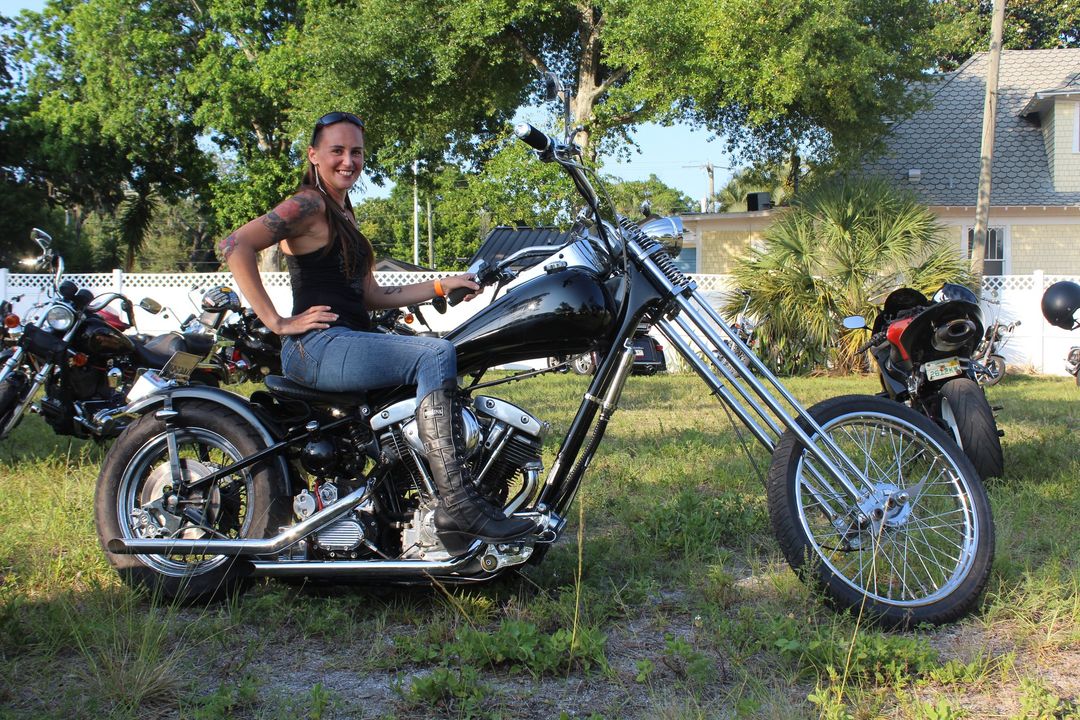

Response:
(633, 347), (644, 358)
(924, 357), (962, 382)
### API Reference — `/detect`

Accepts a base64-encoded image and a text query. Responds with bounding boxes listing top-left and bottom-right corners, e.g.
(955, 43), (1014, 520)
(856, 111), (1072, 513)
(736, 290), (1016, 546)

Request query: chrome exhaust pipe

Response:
(106, 485), (368, 557)
(250, 556), (477, 578)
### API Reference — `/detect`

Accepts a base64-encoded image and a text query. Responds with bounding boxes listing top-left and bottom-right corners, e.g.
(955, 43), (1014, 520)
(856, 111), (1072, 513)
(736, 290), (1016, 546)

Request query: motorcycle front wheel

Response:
(767, 394), (994, 628)
(95, 400), (290, 602)
(934, 378), (1004, 479)
(0, 374), (28, 434)
(981, 355), (1006, 386)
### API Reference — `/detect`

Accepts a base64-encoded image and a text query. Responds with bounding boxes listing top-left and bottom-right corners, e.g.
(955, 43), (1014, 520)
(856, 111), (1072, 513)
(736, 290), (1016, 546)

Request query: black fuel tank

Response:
(447, 267), (615, 374)
(77, 316), (136, 357)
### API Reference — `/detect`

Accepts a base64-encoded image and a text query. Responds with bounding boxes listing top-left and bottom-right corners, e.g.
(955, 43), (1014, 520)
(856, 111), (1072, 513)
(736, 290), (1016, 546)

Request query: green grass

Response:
(1, 373), (1078, 719)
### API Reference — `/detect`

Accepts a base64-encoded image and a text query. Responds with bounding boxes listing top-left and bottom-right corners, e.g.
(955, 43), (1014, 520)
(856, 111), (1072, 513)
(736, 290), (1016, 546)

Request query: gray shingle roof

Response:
(865, 49), (1080, 207)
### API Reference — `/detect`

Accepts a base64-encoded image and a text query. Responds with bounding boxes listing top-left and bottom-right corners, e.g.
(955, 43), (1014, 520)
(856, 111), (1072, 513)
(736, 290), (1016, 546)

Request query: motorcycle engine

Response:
(293, 483), (378, 559)
(372, 395), (547, 559)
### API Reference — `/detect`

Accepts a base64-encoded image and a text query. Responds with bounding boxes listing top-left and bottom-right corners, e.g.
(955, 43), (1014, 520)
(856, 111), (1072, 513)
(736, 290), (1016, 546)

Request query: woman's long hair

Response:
(300, 129), (374, 280)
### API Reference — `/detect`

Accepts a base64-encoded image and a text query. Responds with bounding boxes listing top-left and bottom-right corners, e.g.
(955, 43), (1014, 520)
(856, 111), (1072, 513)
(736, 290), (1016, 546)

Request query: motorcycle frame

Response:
(109, 136), (890, 565)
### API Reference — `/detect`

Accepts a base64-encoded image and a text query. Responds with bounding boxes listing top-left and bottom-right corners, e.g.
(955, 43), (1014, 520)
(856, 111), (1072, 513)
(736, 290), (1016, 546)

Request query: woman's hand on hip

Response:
(273, 305), (338, 335)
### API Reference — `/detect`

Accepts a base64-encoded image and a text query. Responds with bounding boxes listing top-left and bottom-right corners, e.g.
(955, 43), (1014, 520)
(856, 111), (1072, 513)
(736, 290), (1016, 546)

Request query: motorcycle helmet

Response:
(1041, 280), (1080, 330)
(931, 283), (979, 305)
(201, 286), (242, 314)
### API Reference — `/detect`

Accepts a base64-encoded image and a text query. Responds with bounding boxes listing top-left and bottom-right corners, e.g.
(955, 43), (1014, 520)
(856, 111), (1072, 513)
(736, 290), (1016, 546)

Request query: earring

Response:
(312, 164), (325, 193)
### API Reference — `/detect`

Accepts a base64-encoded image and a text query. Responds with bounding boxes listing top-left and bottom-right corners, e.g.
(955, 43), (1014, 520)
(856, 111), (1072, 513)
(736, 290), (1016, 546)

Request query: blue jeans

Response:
(280, 327), (457, 400)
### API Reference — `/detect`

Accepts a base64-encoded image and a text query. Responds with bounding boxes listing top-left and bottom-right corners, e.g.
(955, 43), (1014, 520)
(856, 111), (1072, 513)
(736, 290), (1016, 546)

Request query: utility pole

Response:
(412, 160), (420, 266)
(684, 162), (716, 212)
(426, 198), (434, 268)
(973, 0), (1006, 277)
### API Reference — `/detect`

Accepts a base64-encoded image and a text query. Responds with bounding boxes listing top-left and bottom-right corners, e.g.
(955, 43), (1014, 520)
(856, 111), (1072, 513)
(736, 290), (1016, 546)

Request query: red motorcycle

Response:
(846, 284), (1004, 480)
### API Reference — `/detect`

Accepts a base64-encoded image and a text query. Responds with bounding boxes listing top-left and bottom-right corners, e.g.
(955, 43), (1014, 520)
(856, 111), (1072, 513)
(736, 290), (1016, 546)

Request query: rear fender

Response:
(124, 385), (295, 496)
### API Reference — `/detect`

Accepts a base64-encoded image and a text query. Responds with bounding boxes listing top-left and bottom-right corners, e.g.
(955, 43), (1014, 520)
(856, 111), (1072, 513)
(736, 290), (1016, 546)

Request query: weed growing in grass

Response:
(400, 665), (489, 719)
(771, 616), (940, 685)
(185, 673), (262, 719)
(69, 591), (187, 717)
(395, 619), (608, 678)
(1016, 678), (1079, 720)
(662, 634), (720, 690)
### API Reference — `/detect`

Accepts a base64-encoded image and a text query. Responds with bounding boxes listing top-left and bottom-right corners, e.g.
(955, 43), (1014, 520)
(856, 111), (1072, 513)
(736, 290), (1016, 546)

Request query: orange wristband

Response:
(433, 278), (445, 298)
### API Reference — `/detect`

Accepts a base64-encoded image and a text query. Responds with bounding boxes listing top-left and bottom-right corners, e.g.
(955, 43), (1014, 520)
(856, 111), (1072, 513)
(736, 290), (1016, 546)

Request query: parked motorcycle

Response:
(549, 324), (667, 376)
(973, 315), (1020, 386)
(1041, 280), (1080, 385)
(845, 283), (1004, 480)
(96, 80), (993, 628)
(0, 229), (223, 442)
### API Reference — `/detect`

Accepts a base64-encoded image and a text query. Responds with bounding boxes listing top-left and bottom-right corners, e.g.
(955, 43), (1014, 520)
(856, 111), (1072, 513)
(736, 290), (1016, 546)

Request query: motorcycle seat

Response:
(135, 332), (189, 369)
(263, 375), (367, 408)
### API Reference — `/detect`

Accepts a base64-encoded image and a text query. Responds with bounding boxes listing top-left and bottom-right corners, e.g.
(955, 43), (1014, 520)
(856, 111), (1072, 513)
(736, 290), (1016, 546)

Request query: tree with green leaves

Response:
(927, 0), (1080, 71)
(726, 178), (973, 374)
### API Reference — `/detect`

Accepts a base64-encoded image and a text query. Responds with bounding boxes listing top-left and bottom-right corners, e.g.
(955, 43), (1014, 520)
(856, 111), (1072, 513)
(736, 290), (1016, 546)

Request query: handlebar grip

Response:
(514, 123), (552, 153)
(446, 286), (472, 307)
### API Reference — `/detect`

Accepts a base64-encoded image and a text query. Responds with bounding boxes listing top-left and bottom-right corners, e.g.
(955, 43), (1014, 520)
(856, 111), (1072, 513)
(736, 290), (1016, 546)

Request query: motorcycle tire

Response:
(570, 353), (596, 376)
(95, 399), (290, 602)
(981, 355), (1006, 386)
(934, 378), (1004, 480)
(0, 374), (28, 435)
(767, 394), (994, 629)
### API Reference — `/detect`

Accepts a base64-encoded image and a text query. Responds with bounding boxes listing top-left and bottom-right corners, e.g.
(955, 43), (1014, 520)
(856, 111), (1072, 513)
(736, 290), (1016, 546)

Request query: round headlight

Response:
(45, 304), (76, 332)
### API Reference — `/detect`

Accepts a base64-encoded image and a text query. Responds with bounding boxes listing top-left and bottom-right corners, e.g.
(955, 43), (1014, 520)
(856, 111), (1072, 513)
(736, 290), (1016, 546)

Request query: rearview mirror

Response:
(842, 316), (867, 330)
(139, 297), (163, 314)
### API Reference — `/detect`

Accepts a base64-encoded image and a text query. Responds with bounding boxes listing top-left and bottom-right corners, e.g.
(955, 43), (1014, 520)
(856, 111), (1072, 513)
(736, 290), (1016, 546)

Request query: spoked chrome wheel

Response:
(95, 400), (289, 601)
(767, 395), (994, 628)
(116, 427), (253, 578)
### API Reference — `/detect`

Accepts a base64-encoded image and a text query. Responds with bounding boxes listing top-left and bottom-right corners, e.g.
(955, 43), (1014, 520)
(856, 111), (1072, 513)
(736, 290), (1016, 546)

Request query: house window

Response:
(672, 246), (697, 274)
(966, 227), (1005, 275)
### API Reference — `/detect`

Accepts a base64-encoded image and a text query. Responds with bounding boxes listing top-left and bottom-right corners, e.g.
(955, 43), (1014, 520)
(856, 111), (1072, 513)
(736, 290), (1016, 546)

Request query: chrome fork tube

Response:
(655, 318), (776, 448)
(626, 234), (867, 503)
(672, 291), (867, 501)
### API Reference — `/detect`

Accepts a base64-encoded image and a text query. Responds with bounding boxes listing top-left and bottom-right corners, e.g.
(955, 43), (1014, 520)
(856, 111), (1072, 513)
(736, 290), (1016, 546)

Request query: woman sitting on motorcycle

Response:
(220, 111), (534, 554)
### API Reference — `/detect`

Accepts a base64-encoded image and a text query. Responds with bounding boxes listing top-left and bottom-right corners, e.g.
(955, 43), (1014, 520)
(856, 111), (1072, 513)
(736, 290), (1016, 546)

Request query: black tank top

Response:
(285, 234), (371, 331)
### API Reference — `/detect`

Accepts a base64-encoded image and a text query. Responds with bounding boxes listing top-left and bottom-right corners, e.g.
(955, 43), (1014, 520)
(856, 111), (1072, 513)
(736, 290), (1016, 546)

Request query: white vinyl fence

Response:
(1, 269), (1077, 375)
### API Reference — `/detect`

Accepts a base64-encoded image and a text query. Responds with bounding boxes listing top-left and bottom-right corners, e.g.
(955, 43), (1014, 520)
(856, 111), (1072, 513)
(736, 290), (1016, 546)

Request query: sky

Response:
(1, 0), (735, 204)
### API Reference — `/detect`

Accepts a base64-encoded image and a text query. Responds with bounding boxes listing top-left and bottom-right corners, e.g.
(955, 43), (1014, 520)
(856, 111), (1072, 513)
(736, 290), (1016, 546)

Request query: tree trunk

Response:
(258, 246), (282, 271)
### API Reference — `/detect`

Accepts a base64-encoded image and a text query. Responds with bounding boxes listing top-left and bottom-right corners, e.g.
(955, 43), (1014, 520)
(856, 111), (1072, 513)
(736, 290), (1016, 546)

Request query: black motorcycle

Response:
(972, 314), (1019, 387)
(845, 283), (1004, 480)
(0, 229), (223, 442)
(95, 79), (993, 628)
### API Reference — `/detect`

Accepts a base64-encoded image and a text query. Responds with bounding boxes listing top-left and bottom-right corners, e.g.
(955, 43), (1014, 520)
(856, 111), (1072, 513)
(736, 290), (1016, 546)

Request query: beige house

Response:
(678, 49), (1080, 276)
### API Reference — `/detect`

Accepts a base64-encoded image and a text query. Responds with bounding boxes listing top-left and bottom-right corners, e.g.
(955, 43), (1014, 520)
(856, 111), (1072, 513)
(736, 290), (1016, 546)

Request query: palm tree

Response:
(726, 177), (973, 374)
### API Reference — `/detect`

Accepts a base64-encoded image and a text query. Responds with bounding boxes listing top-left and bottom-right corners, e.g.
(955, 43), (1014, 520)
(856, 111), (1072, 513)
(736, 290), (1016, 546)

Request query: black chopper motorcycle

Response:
(844, 284), (1004, 480)
(0, 229), (224, 443)
(95, 80), (993, 629)
(972, 313), (1019, 387)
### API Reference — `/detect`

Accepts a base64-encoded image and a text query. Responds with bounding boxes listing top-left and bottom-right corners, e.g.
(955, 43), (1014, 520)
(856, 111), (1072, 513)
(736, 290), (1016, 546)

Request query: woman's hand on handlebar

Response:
(272, 305), (338, 335)
(440, 273), (483, 305)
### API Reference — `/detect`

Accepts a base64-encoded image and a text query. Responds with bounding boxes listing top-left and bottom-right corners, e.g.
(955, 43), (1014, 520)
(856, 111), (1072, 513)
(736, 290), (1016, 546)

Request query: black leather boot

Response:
(416, 383), (535, 554)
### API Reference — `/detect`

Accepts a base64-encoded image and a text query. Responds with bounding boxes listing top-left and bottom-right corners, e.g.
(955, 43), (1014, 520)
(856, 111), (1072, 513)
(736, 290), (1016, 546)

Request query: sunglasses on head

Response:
(314, 111), (365, 131)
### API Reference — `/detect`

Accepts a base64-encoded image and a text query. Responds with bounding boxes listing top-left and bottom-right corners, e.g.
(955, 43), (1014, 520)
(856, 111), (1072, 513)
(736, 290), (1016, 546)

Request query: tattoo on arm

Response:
(260, 194), (324, 241)
(261, 211), (289, 241)
(382, 286), (403, 295)
(219, 232), (239, 260)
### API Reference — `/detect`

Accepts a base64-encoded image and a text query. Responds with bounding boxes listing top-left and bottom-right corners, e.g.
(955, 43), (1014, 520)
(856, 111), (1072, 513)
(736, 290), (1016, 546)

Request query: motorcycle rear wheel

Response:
(935, 378), (1004, 479)
(95, 400), (290, 602)
(767, 394), (994, 628)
